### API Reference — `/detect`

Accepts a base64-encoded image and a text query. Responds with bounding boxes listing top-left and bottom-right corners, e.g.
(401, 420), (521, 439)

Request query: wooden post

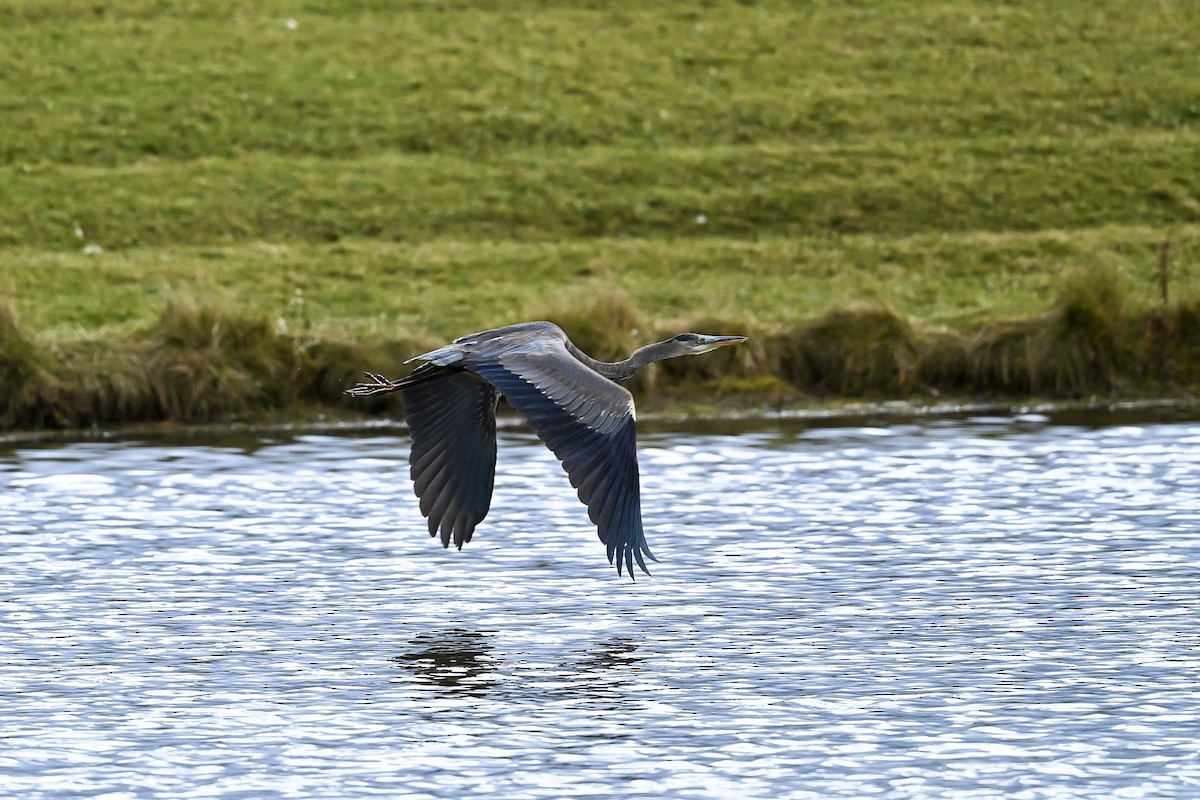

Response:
(1157, 239), (1171, 305)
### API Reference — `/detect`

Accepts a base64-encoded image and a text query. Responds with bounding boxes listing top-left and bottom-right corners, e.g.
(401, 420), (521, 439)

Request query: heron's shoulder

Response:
(453, 320), (566, 345)
(407, 321), (567, 365)
(455, 321), (568, 355)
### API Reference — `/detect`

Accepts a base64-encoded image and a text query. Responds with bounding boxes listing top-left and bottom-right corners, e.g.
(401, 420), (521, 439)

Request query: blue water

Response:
(2, 414), (1198, 798)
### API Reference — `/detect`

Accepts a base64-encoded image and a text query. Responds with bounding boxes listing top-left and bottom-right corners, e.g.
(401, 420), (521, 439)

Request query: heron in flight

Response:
(345, 321), (747, 577)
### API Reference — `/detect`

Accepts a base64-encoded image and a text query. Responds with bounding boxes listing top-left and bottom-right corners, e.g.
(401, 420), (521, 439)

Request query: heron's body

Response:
(346, 321), (746, 576)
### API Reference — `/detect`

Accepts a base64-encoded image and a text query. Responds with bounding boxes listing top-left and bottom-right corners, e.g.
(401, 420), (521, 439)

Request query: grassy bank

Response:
(3, 264), (1198, 431)
(1, 0), (1198, 430)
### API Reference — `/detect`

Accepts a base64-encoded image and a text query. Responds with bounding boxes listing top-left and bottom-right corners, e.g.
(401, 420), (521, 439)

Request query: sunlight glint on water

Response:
(2, 417), (1198, 798)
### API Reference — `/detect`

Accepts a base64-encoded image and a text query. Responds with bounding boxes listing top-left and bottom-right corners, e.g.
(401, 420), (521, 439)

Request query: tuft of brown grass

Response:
(296, 334), (434, 413)
(0, 299), (77, 429)
(1030, 264), (1130, 394)
(0, 299), (37, 391)
(141, 296), (298, 422)
(775, 305), (921, 396)
(961, 321), (1039, 395)
(50, 338), (154, 428)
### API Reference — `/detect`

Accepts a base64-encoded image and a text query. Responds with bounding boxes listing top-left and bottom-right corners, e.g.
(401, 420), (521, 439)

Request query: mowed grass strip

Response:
(4, 1), (1196, 167)
(4, 132), (1199, 250)
(3, 225), (1195, 340)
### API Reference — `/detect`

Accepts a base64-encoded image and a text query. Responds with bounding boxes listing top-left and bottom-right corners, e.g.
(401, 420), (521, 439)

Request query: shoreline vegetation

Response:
(2, 1), (1198, 434)
(3, 262), (1197, 435)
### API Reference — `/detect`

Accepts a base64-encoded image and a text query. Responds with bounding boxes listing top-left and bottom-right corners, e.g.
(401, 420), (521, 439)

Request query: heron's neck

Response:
(566, 340), (676, 382)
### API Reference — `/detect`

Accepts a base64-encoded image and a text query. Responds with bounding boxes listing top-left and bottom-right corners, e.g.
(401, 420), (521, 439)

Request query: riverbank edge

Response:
(4, 264), (1199, 437)
(4, 395), (1197, 447)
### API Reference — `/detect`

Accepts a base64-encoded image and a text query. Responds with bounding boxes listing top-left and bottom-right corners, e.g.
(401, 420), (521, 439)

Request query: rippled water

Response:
(3, 413), (1199, 799)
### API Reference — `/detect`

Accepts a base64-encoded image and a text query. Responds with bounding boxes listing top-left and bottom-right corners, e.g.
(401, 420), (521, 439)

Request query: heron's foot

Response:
(345, 372), (400, 397)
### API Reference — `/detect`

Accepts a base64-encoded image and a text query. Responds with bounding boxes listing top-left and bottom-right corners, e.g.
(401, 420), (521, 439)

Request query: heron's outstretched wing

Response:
(469, 346), (655, 577)
(398, 368), (499, 549)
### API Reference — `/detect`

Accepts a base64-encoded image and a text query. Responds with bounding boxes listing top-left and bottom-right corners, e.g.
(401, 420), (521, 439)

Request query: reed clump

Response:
(1143, 299), (1200, 385)
(0, 300), (37, 398)
(929, 321), (1040, 396)
(773, 305), (921, 396)
(295, 335), (432, 415)
(141, 297), (299, 422)
(0, 300), (62, 429)
(1029, 264), (1131, 394)
(49, 338), (154, 428)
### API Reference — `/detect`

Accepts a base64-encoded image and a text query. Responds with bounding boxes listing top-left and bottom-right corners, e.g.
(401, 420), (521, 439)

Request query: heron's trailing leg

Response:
(344, 372), (401, 397)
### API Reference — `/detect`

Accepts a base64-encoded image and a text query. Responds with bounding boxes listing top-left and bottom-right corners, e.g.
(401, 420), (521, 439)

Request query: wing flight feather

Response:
(399, 370), (499, 549)
(393, 322), (656, 577)
(467, 346), (655, 576)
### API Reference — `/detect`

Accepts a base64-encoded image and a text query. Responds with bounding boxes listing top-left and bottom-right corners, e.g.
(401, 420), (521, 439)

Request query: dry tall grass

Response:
(2, 266), (1198, 432)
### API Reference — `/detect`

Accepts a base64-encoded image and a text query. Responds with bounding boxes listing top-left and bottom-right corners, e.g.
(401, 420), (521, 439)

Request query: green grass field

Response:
(2, 0), (1198, 428)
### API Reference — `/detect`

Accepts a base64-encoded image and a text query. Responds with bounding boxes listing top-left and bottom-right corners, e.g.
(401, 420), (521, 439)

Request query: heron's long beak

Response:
(694, 334), (748, 353)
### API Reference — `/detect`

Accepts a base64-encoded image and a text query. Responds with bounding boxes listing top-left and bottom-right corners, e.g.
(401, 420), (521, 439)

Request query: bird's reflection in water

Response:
(391, 628), (499, 697)
(571, 637), (643, 680)
(392, 629), (645, 706)
(550, 637), (647, 716)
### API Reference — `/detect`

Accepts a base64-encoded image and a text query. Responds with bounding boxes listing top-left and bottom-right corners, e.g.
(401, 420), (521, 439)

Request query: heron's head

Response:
(666, 332), (748, 356)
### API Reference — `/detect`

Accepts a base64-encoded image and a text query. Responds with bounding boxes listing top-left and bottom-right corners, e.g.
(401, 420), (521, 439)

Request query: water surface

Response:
(2, 415), (1198, 798)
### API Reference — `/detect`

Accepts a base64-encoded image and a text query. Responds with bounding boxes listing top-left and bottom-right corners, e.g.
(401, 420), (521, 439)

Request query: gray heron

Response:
(346, 320), (747, 577)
